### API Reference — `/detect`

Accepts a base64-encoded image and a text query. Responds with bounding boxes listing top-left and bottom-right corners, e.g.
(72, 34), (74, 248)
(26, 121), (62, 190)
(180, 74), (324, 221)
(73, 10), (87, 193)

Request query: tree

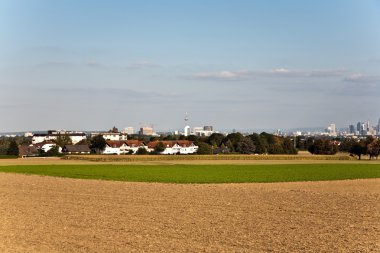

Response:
(6, 140), (19, 156)
(208, 133), (224, 147)
(54, 134), (72, 147)
(90, 135), (107, 154)
(236, 137), (256, 154)
(154, 142), (166, 153)
(367, 139), (380, 160)
(196, 142), (212, 154)
(76, 139), (91, 146)
(46, 145), (61, 157)
(350, 142), (366, 160)
(283, 138), (298, 154)
(249, 133), (266, 154)
(136, 147), (148, 155)
(308, 139), (338, 155)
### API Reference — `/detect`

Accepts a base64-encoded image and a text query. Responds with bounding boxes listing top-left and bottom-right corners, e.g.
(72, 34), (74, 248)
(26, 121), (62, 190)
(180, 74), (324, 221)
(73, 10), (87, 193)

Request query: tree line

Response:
(301, 136), (380, 160)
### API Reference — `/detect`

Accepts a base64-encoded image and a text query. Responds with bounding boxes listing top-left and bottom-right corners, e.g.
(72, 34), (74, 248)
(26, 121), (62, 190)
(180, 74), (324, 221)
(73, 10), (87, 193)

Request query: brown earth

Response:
(0, 173), (379, 252)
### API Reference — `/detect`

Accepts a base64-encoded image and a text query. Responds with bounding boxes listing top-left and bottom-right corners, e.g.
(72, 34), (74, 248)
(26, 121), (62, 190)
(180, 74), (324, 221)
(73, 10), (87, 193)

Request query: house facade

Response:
(32, 131), (87, 144)
(102, 140), (147, 155)
(148, 141), (198, 155)
(62, 145), (91, 154)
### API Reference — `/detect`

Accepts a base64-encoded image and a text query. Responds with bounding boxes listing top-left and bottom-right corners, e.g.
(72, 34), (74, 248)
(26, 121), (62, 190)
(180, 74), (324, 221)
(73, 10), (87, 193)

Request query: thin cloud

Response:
(126, 61), (159, 69)
(35, 61), (74, 68)
(191, 70), (252, 81)
(255, 68), (346, 78)
(344, 73), (380, 83)
(188, 68), (346, 81)
(86, 61), (107, 69)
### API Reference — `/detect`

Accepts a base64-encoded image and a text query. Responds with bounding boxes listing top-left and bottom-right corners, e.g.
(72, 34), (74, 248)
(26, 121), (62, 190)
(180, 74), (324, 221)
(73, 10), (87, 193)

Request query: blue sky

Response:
(1, 0), (379, 132)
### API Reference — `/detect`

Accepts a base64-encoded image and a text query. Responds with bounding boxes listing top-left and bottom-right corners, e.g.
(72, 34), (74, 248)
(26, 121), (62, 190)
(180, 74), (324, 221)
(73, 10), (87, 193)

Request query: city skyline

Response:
(1, 1), (380, 132)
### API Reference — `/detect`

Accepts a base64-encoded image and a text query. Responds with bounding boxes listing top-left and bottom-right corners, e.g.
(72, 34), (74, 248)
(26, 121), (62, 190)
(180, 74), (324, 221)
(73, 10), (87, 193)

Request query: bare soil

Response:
(0, 173), (379, 252)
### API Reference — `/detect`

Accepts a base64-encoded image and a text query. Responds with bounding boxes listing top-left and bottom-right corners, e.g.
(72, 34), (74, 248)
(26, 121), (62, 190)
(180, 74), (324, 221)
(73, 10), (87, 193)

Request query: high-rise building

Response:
(349, 125), (355, 134)
(356, 122), (361, 132)
(139, 127), (154, 135)
(203, 126), (213, 131)
(327, 123), (336, 136)
(378, 118), (380, 132)
(184, 126), (191, 136)
(123, 127), (134, 135)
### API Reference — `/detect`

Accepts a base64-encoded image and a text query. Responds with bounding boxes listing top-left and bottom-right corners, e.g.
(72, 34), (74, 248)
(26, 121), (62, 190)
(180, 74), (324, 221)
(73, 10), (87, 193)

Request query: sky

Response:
(1, 0), (380, 132)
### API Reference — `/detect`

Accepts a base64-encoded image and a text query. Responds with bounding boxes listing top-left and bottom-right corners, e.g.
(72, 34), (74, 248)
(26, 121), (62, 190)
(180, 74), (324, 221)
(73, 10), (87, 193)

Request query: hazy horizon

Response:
(1, 1), (379, 132)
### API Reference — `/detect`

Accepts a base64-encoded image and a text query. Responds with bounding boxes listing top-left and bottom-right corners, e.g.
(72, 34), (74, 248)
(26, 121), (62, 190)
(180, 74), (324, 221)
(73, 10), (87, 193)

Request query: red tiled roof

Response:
(147, 140), (194, 149)
(106, 141), (126, 148)
(125, 140), (145, 147)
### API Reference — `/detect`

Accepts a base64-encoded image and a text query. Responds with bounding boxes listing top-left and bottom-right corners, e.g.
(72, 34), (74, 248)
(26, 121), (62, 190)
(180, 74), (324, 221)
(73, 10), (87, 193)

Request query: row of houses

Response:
(18, 140), (198, 157)
(103, 140), (198, 155)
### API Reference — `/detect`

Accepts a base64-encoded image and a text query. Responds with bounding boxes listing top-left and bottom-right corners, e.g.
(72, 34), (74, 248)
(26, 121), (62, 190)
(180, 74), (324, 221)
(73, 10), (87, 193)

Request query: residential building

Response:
(32, 130), (87, 144)
(147, 140), (198, 155)
(18, 145), (39, 157)
(33, 141), (61, 153)
(193, 126), (214, 137)
(62, 145), (91, 154)
(102, 140), (148, 155)
(91, 126), (128, 141)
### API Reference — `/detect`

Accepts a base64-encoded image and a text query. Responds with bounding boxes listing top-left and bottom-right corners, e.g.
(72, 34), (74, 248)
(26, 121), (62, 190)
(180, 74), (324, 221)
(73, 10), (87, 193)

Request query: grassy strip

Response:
(0, 164), (379, 183)
(0, 155), (18, 159)
(64, 154), (355, 162)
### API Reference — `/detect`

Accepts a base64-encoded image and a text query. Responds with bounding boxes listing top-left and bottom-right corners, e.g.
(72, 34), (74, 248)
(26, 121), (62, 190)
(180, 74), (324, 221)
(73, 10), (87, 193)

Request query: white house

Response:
(33, 141), (62, 153)
(91, 132), (128, 141)
(148, 141), (198, 155)
(102, 141), (123, 155)
(122, 140), (147, 154)
(32, 131), (87, 144)
(102, 140), (148, 155)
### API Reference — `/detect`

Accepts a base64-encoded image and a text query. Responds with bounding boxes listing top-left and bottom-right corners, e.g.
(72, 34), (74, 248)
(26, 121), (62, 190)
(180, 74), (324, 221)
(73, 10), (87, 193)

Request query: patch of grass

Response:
(0, 164), (379, 183)
(64, 154), (355, 162)
(0, 155), (18, 159)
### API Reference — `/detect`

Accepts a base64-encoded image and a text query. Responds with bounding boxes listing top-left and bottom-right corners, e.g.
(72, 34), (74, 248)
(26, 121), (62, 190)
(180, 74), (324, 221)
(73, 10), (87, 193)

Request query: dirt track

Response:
(0, 173), (379, 252)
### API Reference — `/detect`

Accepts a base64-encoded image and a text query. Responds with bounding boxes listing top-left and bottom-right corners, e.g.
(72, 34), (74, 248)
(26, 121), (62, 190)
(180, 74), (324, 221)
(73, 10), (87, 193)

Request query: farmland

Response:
(0, 157), (379, 252)
(0, 163), (379, 183)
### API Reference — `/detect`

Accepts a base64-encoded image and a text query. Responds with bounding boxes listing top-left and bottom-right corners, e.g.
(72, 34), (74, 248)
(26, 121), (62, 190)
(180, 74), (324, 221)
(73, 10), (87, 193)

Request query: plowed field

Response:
(0, 173), (379, 252)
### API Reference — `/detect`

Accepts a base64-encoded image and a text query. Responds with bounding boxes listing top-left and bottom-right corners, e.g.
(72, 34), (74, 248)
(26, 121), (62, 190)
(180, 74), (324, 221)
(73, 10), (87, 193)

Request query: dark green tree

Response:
(350, 142), (366, 160)
(208, 133), (224, 147)
(236, 137), (256, 154)
(154, 142), (166, 153)
(367, 139), (380, 160)
(54, 134), (72, 147)
(90, 135), (107, 154)
(6, 140), (19, 156)
(136, 147), (148, 155)
(308, 139), (338, 155)
(196, 142), (213, 154)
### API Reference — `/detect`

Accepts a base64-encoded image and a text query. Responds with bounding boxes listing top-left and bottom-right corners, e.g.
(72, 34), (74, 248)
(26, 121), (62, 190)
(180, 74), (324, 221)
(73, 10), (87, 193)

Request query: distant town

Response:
(1, 116), (379, 159)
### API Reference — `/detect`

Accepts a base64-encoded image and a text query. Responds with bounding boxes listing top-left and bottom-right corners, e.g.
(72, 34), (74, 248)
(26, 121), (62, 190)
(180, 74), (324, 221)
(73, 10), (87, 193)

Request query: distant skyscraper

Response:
(378, 118), (380, 132)
(139, 127), (154, 135)
(356, 122), (361, 133)
(184, 126), (191, 136)
(327, 123), (337, 136)
(123, 127), (134, 135)
(349, 125), (355, 134)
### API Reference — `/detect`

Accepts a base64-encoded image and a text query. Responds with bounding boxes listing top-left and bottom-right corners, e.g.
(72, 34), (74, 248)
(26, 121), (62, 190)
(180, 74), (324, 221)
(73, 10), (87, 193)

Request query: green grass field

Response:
(0, 155), (18, 159)
(0, 164), (379, 183)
